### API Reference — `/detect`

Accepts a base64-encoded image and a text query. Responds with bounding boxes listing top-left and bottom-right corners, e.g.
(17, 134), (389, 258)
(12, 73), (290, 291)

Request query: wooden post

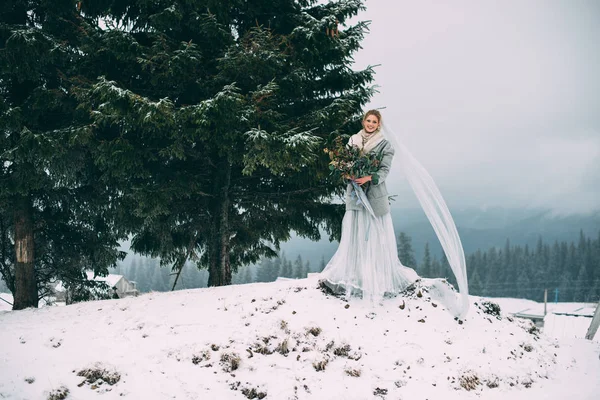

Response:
(586, 302), (600, 340)
(544, 288), (548, 316)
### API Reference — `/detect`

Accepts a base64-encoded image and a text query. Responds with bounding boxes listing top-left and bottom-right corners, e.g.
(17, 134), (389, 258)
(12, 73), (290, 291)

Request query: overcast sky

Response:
(350, 0), (600, 213)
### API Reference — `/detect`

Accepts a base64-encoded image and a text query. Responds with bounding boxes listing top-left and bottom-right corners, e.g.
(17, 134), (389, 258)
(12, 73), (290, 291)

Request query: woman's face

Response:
(363, 114), (380, 133)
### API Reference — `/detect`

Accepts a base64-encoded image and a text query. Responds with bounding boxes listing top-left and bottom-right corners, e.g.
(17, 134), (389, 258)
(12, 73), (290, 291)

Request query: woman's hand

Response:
(354, 175), (372, 185)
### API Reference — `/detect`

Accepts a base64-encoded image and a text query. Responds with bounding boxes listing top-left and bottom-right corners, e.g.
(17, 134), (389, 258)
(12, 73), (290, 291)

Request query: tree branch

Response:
(170, 231), (199, 291)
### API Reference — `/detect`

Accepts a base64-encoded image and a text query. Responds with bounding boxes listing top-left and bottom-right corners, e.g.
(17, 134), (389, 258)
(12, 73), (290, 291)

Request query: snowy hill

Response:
(1, 276), (599, 400)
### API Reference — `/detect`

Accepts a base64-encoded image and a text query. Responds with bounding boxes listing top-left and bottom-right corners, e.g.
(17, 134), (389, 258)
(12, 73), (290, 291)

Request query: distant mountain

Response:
(393, 207), (600, 261)
(281, 207), (600, 269)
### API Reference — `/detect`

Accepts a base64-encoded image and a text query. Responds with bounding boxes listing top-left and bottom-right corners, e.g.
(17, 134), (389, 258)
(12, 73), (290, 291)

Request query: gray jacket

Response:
(345, 139), (394, 217)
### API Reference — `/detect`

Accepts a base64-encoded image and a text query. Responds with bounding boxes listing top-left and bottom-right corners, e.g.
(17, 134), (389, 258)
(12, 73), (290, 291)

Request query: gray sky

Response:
(350, 0), (600, 213)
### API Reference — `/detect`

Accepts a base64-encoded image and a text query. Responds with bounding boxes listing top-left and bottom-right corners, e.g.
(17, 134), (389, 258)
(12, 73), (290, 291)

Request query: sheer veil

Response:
(381, 125), (470, 318)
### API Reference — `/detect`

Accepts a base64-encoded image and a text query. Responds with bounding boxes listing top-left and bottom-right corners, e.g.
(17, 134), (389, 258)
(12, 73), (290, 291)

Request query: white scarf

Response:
(349, 129), (384, 155)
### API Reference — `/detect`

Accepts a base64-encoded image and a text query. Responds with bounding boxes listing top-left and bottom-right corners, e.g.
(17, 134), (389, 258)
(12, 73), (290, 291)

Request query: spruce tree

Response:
(484, 247), (499, 297)
(397, 232), (416, 269)
(75, 0), (375, 287)
(303, 260), (311, 278)
(319, 255), (327, 272)
(242, 267), (253, 284)
(430, 255), (442, 282)
(515, 266), (531, 299)
(257, 258), (281, 282)
(573, 264), (588, 302)
(280, 258), (293, 279)
(271, 257), (282, 281)
(420, 243), (432, 278)
(587, 278), (600, 303)
(468, 266), (483, 296)
(293, 255), (304, 279)
(0, 0), (125, 309)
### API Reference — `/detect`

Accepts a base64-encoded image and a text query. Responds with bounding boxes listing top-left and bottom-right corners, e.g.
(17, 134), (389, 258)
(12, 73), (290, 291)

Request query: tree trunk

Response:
(207, 162), (232, 287)
(13, 196), (37, 310)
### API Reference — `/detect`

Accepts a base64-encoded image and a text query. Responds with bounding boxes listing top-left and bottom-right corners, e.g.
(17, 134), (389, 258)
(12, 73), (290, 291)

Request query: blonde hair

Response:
(363, 109), (382, 131)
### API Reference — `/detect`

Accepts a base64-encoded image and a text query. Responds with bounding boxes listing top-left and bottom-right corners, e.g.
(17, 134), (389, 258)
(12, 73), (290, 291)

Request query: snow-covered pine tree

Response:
(77, 0), (375, 287)
(0, 0), (126, 309)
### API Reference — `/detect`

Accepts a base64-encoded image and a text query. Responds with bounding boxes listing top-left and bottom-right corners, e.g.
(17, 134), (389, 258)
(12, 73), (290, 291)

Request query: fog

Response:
(351, 0), (600, 213)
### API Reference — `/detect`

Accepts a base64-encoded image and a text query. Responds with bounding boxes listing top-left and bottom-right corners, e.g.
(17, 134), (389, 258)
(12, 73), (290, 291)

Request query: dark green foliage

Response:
(397, 232), (416, 269)
(74, 0), (374, 286)
(0, 0), (126, 309)
(64, 280), (112, 305)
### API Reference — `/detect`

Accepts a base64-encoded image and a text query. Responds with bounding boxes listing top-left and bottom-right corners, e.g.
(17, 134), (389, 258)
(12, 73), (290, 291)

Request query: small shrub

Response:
(313, 358), (328, 371)
(522, 343), (534, 352)
(241, 387), (267, 399)
(231, 382), (267, 399)
(192, 350), (211, 365)
(333, 344), (351, 357)
(459, 374), (480, 391)
(220, 352), (241, 372)
(47, 386), (69, 400)
(253, 339), (273, 355)
(528, 325), (540, 336)
(479, 301), (502, 320)
(77, 364), (120, 386)
(307, 327), (322, 337)
(345, 368), (361, 377)
(486, 377), (499, 388)
(276, 339), (289, 355)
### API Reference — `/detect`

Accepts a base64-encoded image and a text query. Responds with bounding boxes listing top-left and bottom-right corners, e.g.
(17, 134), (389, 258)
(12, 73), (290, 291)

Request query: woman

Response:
(320, 110), (419, 301)
(321, 110), (470, 318)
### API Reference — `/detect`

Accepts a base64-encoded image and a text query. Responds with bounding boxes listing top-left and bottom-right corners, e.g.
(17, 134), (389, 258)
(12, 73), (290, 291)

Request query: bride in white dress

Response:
(320, 110), (418, 300)
(320, 110), (470, 318)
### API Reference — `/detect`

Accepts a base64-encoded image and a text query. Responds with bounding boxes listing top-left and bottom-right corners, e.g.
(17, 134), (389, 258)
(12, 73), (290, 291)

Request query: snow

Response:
(85, 272), (123, 288)
(492, 297), (596, 317)
(0, 293), (12, 311)
(1, 276), (599, 400)
(544, 314), (598, 341)
(0, 293), (52, 311)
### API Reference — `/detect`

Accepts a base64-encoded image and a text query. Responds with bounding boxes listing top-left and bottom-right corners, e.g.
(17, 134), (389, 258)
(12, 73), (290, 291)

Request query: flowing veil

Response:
(381, 125), (470, 319)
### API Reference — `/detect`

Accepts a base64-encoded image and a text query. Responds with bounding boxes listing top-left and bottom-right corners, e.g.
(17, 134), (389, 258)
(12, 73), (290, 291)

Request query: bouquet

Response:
(324, 136), (384, 186)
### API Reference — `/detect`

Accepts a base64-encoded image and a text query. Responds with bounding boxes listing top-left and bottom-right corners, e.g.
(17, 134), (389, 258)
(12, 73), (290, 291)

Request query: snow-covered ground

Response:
(1, 276), (599, 400)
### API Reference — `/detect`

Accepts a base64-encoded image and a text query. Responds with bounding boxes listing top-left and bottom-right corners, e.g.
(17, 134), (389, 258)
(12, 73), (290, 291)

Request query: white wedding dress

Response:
(320, 208), (419, 302)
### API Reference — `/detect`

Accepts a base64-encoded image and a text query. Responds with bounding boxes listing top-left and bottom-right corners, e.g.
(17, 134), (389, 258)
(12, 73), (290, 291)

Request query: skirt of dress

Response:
(320, 209), (419, 301)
